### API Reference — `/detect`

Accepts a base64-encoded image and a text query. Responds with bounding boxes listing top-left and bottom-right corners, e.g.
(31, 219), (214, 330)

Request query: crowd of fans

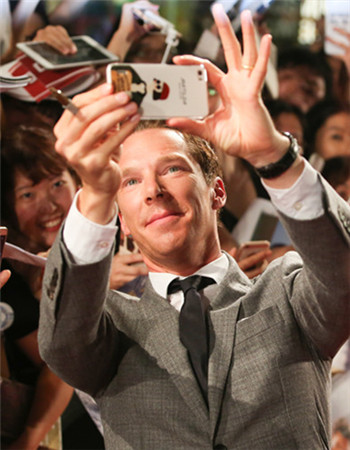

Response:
(1, 1), (349, 449)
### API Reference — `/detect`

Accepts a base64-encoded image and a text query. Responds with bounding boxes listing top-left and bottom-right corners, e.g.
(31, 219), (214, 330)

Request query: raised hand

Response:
(107, 0), (160, 61)
(168, 5), (289, 169)
(53, 83), (140, 224)
(326, 27), (350, 76)
(33, 25), (77, 55)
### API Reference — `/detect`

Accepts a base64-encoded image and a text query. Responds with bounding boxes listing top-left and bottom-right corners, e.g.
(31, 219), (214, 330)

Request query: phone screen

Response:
(17, 36), (119, 69)
(27, 39), (109, 65)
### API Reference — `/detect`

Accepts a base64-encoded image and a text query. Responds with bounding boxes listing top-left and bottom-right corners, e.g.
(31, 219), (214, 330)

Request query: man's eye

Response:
(168, 166), (180, 173)
(126, 179), (138, 186)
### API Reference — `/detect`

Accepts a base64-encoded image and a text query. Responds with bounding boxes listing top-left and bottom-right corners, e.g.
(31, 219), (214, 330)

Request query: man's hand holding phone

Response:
(53, 83), (140, 225)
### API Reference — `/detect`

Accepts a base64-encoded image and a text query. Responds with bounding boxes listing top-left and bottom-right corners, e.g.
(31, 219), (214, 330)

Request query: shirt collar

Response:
(149, 253), (229, 299)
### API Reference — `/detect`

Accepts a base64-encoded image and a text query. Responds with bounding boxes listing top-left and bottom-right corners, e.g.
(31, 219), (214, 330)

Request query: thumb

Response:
(166, 118), (207, 138)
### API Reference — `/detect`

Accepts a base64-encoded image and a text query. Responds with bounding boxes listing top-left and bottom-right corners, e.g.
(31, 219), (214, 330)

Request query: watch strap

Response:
(254, 132), (299, 179)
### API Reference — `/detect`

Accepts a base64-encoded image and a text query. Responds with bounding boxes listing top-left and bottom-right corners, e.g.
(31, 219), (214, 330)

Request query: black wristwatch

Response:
(254, 132), (300, 179)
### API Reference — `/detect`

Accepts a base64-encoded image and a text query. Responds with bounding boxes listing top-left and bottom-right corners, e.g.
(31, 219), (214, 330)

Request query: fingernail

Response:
(115, 91), (130, 104)
(100, 83), (113, 94)
(211, 3), (227, 24)
(241, 9), (253, 24)
(125, 102), (138, 113)
(130, 113), (141, 123)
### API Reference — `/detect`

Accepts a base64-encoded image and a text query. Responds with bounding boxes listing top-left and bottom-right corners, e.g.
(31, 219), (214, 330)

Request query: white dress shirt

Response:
(63, 159), (323, 302)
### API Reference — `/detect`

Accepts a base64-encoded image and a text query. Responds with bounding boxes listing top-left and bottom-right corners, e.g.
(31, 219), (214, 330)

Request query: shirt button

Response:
(293, 201), (303, 211)
(98, 241), (109, 248)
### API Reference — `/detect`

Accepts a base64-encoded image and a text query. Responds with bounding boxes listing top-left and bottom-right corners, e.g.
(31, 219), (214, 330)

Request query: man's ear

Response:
(212, 177), (226, 210)
(118, 212), (131, 236)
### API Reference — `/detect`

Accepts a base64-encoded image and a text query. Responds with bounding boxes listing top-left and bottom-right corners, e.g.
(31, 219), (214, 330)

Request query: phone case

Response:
(106, 63), (208, 119)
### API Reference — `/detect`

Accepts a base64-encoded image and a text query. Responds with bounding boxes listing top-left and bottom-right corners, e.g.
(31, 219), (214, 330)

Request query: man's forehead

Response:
(121, 127), (187, 155)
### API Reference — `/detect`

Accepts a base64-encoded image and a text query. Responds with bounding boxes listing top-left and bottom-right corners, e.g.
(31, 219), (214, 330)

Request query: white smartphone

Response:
(236, 240), (270, 261)
(106, 63), (209, 119)
(16, 35), (119, 70)
(214, 0), (275, 31)
(132, 7), (178, 35)
(324, 0), (350, 57)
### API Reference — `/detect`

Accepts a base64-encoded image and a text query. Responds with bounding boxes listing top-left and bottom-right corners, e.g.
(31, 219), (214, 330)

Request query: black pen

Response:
(49, 87), (80, 115)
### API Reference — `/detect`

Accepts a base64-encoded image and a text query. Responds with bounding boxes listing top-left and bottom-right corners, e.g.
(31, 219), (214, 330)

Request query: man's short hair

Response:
(135, 120), (223, 185)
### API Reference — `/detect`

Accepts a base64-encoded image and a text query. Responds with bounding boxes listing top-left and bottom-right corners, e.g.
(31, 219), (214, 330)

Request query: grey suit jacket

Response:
(39, 177), (350, 450)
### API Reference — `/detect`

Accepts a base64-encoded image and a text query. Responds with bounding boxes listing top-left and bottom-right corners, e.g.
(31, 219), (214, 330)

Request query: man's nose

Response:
(144, 176), (164, 202)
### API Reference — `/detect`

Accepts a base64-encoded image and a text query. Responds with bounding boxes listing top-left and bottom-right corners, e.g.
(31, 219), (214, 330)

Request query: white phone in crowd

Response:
(17, 35), (119, 69)
(106, 63), (209, 119)
(324, 0), (350, 57)
(236, 240), (270, 261)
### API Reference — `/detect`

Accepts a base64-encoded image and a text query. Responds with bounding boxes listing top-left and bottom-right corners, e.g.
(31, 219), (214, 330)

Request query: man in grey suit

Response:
(38, 4), (350, 449)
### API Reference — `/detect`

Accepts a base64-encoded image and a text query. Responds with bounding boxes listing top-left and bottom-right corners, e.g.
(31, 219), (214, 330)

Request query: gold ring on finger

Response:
(242, 64), (254, 70)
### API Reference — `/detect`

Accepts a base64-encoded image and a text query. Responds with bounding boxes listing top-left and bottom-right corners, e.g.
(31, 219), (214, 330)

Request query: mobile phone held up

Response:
(324, 0), (350, 57)
(132, 7), (178, 36)
(106, 63), (209, 120)
(17, 35), (119, 70)
(236, 240), (270, 261)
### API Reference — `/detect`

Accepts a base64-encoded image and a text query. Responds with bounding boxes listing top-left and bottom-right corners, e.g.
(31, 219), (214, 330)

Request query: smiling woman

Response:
(1, 124), (80, 253)
(305, 99), (350, 162)
(0, 124), (104, 450)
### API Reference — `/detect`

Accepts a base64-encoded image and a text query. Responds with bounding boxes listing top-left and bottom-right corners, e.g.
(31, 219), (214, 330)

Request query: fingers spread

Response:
(211, 3), (242, 70)
(250, 34), (272, 89)
(241, 10), (258, 69)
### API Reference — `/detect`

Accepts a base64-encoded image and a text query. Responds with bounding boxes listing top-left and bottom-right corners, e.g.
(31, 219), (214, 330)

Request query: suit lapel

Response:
(136, 282), (209, 423)
(207, 256), (251, 437)
(114, 254), (250, 429)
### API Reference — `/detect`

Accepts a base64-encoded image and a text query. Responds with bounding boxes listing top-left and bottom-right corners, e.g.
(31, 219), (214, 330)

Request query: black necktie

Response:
(168, 275), (215, 403)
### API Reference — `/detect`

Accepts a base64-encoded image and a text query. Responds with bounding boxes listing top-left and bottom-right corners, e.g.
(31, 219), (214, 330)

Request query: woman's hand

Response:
(33, 25), (77, 55)
(109, 252), (148, 290)
(229, 246), (271, 279)
(326, 27), (350, 76)
(107, 0), (160, 60)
